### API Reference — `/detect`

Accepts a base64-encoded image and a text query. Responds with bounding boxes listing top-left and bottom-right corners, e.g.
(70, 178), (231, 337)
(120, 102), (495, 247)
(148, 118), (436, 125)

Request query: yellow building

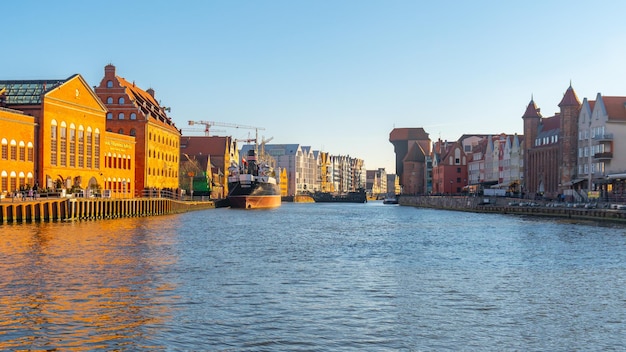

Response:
(0, 105), (36, 197)
(0, 75), (136, 196)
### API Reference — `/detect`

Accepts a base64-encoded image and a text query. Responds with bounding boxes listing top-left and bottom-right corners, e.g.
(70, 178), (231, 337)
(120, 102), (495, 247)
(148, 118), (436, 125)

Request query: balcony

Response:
(592, 133), (613, 142)
(594, 152), (613, 160)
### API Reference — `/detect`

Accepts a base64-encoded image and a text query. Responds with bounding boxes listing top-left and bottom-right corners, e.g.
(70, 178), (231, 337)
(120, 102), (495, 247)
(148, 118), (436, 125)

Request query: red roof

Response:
(389, 128), (429, 142)
(601, 96), (626, 121)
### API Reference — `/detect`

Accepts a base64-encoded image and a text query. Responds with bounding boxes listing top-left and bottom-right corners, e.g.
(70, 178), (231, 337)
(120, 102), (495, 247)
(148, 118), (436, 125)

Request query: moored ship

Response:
(312, 188), (367, 203)
(227, 149), (281, 209)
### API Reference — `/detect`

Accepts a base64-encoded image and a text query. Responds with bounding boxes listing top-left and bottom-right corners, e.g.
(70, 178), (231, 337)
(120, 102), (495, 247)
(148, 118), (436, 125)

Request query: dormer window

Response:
(106, 80), (113, 88)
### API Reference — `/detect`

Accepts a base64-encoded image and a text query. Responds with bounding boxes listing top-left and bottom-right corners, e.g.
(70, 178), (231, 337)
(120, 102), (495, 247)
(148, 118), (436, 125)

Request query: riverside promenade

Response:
(0, 196), (216, 224)
(399, 195), (626, 223)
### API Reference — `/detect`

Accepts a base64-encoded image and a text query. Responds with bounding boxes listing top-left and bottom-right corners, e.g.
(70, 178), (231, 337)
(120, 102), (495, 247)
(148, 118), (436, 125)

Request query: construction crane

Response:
(181, 128), (226, 136)
(188, 120), (264, 139)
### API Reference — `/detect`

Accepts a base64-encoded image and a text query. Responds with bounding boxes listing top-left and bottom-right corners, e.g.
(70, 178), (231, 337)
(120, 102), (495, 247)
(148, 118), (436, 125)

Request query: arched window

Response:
(118, 97), (125, 104)
(118, 128), (124, 134)
(107, 112), (113, 120)
(130, 113), (137, 120)
(107, 97), (113, 104)
(9, 140), (17, 160)
(1, 139), (7, 160)
(118, 113), (125, 120)
(130, 128), (136, 136)
(106, 80), (113, 88)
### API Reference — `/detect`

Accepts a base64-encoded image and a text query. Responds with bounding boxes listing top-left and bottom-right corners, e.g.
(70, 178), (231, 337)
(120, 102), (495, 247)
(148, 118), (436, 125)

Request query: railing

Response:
(592, 133), (613, 141)
(594, 152), (613, 160)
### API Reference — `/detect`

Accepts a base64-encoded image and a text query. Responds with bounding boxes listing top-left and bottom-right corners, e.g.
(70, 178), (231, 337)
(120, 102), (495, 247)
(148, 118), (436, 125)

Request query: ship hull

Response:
(312, 189), (367, 203)
(227, 180), (281, 209)
(228, 194), (282, 209)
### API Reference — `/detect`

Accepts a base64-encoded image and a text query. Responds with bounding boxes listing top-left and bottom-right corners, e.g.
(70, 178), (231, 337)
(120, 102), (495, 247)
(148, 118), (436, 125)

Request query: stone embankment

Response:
(0, 197), (216, 224)
(399, 195), (626, 223)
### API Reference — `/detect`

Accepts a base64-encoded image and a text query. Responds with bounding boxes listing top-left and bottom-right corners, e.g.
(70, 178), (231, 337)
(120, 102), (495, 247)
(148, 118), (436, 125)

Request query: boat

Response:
(383, 196), (399, 204)
(227, 149), (281, 209)
(312, 188), (367, 203)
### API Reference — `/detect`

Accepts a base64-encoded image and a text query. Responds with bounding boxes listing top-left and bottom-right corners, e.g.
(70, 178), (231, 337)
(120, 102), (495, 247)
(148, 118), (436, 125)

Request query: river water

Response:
(1, 202), (626, 351)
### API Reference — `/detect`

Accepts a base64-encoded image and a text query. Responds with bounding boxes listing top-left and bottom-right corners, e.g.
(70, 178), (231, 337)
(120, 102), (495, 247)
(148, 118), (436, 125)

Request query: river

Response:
(1, 202), (625, 351)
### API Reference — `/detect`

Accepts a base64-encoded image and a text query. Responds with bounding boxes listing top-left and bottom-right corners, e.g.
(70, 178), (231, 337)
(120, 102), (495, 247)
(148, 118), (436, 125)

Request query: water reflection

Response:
(0, 217), (181, 350)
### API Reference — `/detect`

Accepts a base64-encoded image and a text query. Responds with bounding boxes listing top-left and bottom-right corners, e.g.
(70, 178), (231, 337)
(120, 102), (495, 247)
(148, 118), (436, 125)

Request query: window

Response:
(118, 113), (125, 120)
(10, 141), (17, 160)
(19, 142), (25, 161)
(1, 139), (7, 160)
(107, 112), (113, 120)
(107, 97), (113, 104)
(130, 128), (136, 136)
(130, 113), (137, 120)
(118, 97), (125, 104)
(27, 143), (34, 162)
(118, 128), (124, 134)
(107, 80), (113, 88)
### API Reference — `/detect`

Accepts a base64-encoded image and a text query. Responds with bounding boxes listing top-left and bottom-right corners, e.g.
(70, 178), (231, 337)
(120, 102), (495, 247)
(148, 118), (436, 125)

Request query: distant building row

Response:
(391, 84), (626, 202)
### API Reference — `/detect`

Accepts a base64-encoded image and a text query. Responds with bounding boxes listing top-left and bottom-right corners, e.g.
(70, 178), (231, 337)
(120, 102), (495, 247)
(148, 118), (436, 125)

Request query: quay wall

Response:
(0, 198), (215, 224)
(399, 195), (626, 223)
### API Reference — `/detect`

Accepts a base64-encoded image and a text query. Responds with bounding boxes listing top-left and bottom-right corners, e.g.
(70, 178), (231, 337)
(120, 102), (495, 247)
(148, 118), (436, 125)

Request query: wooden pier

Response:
(0, 197), (216, 224)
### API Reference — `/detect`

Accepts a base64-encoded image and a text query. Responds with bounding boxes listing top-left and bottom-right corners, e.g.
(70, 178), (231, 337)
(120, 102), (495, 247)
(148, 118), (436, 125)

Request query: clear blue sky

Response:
(3, 1), (626, 173)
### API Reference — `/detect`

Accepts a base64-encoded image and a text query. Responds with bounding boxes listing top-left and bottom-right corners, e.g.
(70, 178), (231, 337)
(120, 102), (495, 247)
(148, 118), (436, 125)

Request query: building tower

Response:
(558, 84), (581, 191)
(521, 97), (542, 195)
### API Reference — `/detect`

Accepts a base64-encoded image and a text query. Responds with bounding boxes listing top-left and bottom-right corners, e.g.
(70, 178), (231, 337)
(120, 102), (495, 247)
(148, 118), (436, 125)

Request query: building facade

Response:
(0, 106), (36, 196)
(0, 75), (135, 197)
(95, 64), (180, 195)
(523, 85), (580, 199)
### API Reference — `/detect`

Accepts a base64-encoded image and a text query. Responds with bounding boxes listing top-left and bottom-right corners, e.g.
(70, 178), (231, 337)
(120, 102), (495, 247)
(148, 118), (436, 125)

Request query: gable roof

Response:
(600, 96), (626, 121)
(116, 76), (179, 133)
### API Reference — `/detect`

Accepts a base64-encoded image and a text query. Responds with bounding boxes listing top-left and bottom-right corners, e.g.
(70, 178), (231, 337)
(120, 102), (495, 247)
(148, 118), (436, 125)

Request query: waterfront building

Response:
(0, 105), (36, 197)
(386, 174), (401, 195)
(95, 65), (181, 196)
(578, 94), (626, 201)
(366, 168), (387, 196)
(180, 135), (238, 198)
(102, 131), (135, 198)
(318, 151), (334, 192)
(522, 85), (580, 200)
(431, 139), (468, 194)
(0, 75), (126, 195)
(389, 128), (432, 195)
(467, 138), (487, 192)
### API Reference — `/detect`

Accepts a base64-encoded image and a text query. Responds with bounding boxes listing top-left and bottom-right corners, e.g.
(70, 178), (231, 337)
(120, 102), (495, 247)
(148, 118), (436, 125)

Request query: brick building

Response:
(95, 64), (180, 195)
(522, 85), (581, 199)
(389, 128), (431, 194)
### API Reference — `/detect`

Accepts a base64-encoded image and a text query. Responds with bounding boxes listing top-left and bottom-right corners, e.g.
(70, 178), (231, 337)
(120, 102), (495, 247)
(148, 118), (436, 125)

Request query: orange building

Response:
(0, 75), (135, 196)
(0, 104), (36, 197)
(95, 65), (181, 196)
